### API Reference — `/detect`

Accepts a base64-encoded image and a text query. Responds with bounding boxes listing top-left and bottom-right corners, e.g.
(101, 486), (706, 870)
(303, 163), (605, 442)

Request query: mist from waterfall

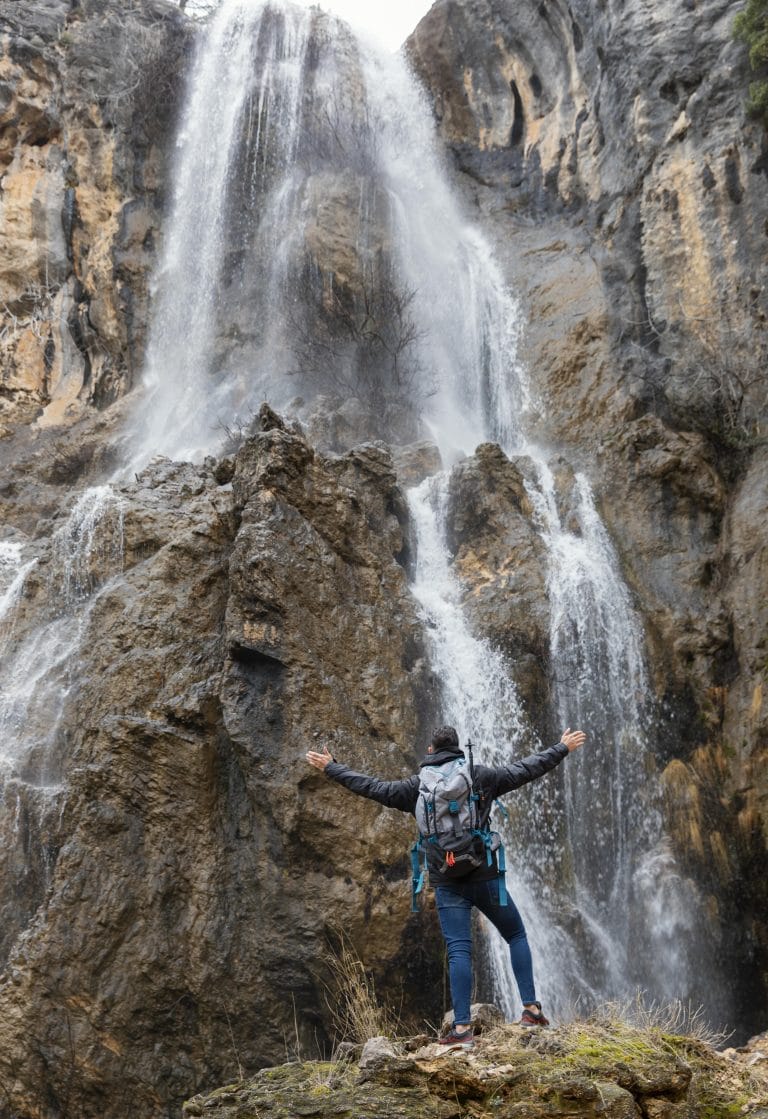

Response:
(408, 477), (595, 1018)
(0, 487), (125, 788)
(124, 0), (529, 471)
(0, 487), (127, 967)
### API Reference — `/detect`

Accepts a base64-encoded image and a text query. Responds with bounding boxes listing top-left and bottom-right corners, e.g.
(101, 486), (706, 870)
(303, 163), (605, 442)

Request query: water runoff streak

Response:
(0, 488), (125, 965)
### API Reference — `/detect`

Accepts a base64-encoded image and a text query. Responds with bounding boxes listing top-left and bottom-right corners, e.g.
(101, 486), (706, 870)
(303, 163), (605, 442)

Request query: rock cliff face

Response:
(0, 0), (188, 431)
(0, 408), (443, 1118)
(0, 0), (767, 1115)
(408, 0), (768, 1021)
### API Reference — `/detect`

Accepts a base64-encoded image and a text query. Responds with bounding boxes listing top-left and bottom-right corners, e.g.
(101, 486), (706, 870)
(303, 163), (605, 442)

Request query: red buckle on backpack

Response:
(446, 851), (456, 867)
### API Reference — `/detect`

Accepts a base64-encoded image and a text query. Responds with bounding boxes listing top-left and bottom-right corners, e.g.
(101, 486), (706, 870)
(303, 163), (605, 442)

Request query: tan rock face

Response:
(0, 0), (189, 428)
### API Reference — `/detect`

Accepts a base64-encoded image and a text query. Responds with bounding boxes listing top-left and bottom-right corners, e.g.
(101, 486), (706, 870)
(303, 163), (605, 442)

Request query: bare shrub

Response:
(292, 263), (432, 435)
(586, 991), (733, 1049)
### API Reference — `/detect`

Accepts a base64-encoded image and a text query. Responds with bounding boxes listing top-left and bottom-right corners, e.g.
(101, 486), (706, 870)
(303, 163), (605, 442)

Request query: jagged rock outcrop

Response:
(0, 413), (443, 1119)
(444, 443), (550, 724)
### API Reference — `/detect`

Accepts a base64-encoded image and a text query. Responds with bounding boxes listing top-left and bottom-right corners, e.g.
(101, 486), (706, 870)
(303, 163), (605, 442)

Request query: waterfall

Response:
(127, 0), (343, 468)
(408, 476), (593, 1017)
(0, 0), (725, 1034)
(118, 0), (724, 1022)
(123, 0), (531, 471)
(0, 486), (125, 785)
(0, 488), (125, 965)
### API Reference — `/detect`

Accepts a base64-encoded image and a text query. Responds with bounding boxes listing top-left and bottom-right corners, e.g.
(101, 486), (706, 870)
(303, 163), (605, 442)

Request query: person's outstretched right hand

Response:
(561, 728), (586, 752)
(306, 745), (334, 770)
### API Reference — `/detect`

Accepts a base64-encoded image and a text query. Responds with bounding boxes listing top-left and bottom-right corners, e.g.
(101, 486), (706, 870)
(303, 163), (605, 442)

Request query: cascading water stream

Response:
(0, 486), (126, 782)
(0, 485), (127, 967)
(408, 476), (599, 1016)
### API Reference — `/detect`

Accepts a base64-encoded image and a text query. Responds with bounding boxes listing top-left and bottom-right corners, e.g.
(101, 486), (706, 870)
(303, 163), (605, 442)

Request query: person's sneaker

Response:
(438, 1026), (475, 1048)
(519, 1002), (549, 1027)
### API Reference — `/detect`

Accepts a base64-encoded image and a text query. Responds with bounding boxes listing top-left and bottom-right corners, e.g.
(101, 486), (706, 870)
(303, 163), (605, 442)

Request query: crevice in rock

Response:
(724, 150), (744, 204)
(229, 641), (286, 672)
(509, 81), (525, 146)
(570, 12), (583, 52)
(66, 295), (93, 389)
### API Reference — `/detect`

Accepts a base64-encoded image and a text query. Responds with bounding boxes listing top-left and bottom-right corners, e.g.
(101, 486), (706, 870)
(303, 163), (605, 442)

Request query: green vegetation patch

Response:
(184, 1059), (461, 1118)
(734, 0), (768, 124)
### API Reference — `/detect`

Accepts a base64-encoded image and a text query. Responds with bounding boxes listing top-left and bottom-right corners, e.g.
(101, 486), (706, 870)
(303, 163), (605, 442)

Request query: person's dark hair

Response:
(430, 725), (460, 752)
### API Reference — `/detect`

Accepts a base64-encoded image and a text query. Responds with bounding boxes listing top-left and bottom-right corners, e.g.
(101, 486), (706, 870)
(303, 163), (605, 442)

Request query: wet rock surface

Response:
(444, 444), (550, 723)
(408, 0), (768, 1023)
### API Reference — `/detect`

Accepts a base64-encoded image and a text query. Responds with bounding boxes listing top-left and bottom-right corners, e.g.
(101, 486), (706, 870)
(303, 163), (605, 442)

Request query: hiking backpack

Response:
(410, 741), (507, 910)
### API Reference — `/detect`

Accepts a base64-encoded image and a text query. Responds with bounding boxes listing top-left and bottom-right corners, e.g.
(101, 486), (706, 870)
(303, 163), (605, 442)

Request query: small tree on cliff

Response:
(734, 0), (768, 124)
(631, 289), (768, 462)
(291, 264), (432, 438)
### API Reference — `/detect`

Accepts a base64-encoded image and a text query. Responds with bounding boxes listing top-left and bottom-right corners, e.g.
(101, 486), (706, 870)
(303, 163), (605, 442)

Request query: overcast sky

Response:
(295, 0), (434, 50)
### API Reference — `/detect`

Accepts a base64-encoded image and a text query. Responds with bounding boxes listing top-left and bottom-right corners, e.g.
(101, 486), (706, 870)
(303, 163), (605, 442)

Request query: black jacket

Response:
(325, 741), (569, 884)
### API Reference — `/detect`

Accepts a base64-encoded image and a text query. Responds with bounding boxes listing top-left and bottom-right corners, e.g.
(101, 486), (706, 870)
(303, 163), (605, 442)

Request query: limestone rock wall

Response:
(408, 0), (768, 1024)
(0, 0), (188, 431)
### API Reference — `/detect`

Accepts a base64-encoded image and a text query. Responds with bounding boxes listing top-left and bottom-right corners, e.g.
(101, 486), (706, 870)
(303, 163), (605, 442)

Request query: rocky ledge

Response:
(184, 1012), (768, 1119)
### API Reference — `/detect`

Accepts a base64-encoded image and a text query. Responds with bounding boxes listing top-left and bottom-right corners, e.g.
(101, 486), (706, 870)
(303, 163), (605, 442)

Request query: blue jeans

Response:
(435, 878), (536, 1024)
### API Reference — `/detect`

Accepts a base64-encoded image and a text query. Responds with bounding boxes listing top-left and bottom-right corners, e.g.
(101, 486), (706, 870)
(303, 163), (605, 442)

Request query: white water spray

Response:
(0, 487), (125, 785)
(409, 475), (601, 1016)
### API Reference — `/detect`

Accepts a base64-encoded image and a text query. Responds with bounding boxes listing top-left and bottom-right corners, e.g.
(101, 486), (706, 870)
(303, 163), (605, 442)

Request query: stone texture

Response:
(0, 419), (442, 1119)
(0, 0), (190, 429)
(183, 1018), (764, 1119)
(444, 443), (550, 723)
(407, 0), (768, 1027)
(359, 1035), (400, 1068)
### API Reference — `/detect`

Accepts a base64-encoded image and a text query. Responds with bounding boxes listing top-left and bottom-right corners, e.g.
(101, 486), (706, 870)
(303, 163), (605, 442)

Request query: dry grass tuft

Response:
(590, 992), (733, 1049)
(323, 928), (400, 1046)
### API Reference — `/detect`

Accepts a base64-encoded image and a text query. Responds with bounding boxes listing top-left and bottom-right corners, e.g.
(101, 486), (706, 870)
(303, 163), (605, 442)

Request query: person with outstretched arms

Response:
(307, 723), (586, 1046)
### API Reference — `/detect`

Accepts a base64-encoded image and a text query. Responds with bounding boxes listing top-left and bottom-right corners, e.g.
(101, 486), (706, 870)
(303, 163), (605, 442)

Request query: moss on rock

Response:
(183, 1018), (768, 1119)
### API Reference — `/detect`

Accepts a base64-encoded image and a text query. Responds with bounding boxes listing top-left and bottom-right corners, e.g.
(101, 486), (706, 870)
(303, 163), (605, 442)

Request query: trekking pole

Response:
(466, 740), (479, 828)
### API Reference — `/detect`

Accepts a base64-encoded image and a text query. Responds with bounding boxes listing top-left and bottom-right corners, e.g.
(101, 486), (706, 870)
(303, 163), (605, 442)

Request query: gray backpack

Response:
(410, 743), (507, 909)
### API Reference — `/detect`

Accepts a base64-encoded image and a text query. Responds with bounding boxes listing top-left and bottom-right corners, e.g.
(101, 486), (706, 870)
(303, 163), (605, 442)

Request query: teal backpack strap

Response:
(411, 839), (426, 912)
(497, 841), (507, 906)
